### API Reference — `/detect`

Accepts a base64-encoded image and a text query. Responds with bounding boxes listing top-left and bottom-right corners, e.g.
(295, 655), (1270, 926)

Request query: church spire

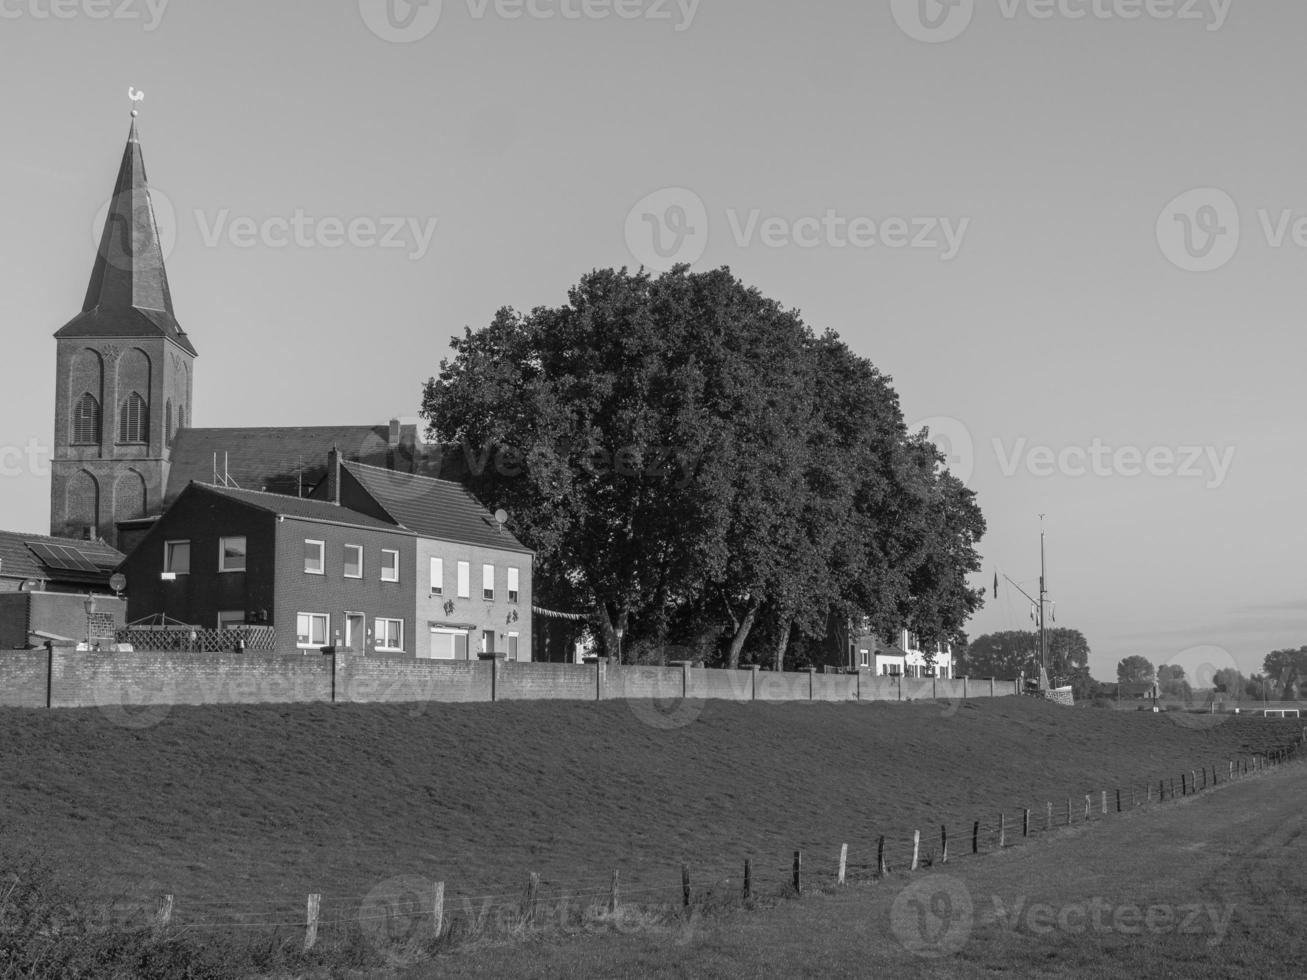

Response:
(56, 99), (195, 355)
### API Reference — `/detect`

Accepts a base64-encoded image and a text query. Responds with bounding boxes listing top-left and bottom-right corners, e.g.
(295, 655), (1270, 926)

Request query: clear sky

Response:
(1, 0), (1303, 681)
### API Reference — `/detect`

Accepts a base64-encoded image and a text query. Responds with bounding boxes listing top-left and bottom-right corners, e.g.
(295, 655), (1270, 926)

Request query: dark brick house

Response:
(0, 532), (127, 648)
(117, 483), (416, 657)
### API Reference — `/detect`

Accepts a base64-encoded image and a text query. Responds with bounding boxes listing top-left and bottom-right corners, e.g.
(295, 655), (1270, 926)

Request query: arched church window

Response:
(118, 392), (149, 444)
(165, 399), (173, 447)
(72, 393), (101, 445)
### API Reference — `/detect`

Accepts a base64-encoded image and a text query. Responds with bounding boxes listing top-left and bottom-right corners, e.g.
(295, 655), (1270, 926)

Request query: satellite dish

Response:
(494, 509), (508, 526)
(109, 573), (127, 594)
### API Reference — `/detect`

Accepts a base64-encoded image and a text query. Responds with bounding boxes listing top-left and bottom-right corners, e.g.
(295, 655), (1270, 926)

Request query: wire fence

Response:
(80, 738), (1304, 956)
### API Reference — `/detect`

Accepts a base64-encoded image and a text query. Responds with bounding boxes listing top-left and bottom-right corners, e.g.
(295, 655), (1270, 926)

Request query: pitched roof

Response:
(340, 461), (533, 554)
(55, 120), (196, 356)
(0, 530), (125, 588)
(165, 426), (435, 504)
(187, 483), (415, 535)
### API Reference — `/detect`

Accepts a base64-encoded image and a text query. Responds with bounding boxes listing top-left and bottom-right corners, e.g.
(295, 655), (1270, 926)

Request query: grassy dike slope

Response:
(0, 696), (1297, 917)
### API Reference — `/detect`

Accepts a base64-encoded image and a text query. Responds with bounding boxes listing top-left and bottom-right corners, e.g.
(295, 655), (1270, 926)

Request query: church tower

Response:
(50, 116), (196, 548)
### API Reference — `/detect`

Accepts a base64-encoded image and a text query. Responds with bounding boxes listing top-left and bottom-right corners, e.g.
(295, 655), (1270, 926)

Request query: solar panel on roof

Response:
(27, 542), (102, 574)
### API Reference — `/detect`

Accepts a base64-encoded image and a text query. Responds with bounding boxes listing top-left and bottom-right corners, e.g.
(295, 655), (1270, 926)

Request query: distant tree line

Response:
(956, 628), (1097, 700)
(421, 266), (987, 666)
(1114, 645), (1307, 701)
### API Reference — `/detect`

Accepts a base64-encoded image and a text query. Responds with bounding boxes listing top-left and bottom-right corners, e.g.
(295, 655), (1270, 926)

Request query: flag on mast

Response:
(993, 571), (998, 600)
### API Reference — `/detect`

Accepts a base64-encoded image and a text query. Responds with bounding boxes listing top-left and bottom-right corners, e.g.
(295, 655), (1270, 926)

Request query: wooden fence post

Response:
(911, 831), (920, 871)
(1066, 798), (1071, 826)
(434, 882), (445, 936)
(1084, 795), (1091, 821)
(972, 820), (980, 854)
(1101, 790), (1107, 815)
(525, 873), (540, 926)
(878, 836), (887, 876)
(941, 825), (948, 864)
(1116, 789), (1122, 813)
(793, 851), (802, 894)
(999, 813), (1006, 847)
(1146, 783), (1151, 803)
(305, 894), (320, 952)
(682, 863), (691, 908)
(1046, 801), (1053, 830)
(743, 859), (752, 901)
(1192, 769), (1198, 792)
(1182, 773), (1187, 796)
(1170, 777), (1175, 799)
(609, 871), (620, 914)
(838, 844), (848, 886)
(1023, 809), (1030, 838)
(155, 894), (173, 935)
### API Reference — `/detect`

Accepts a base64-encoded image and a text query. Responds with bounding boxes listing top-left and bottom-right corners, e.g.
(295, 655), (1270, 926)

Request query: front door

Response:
(345, 613), (365, 652)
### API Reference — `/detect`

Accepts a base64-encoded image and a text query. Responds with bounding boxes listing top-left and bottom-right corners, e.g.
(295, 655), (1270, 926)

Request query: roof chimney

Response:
(326, 448), (342, 505)
(388, 418), (401, 448)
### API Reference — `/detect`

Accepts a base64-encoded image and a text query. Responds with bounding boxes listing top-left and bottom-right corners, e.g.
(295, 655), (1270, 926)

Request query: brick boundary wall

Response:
(0, 651), (1024, 711)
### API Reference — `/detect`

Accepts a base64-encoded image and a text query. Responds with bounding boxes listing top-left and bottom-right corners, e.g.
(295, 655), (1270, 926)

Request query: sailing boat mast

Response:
(1039, 515), (1048, 687)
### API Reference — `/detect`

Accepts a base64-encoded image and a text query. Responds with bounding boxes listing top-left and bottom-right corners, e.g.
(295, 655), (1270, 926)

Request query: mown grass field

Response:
(0, 692), (1299, 936)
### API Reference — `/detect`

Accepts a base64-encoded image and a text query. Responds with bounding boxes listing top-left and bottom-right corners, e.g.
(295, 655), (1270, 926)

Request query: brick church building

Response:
(49, 118), (439, 554)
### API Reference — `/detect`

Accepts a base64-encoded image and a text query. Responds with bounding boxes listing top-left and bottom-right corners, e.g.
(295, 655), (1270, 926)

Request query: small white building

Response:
(852, 629), (954, 679)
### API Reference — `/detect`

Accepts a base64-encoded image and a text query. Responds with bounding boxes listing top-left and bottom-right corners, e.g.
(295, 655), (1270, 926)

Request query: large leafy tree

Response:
(1117, 656), (1155, 685)
(421, 266), (986, 664)
(961, 628), (1092, 693)
(1262, 647), (1307, 699)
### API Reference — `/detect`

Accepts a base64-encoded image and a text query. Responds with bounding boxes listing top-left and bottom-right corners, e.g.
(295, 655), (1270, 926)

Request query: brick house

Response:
(0, 532), (127, 648)
(821, 619), (955, 678)
(117, 483), (417, 657)
(311, 454), (534, 661)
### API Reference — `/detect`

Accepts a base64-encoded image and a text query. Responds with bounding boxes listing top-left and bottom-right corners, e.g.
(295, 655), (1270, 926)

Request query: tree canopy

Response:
(960, 628), (1093, 696)
(1117, 656), (1154, 685)
(420, 266), (987, 664)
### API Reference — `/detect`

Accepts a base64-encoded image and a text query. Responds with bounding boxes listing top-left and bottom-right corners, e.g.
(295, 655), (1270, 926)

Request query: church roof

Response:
(186, 484), (414, 535)
(340, 460), (533, 555)
(165, 426), (432, 504)
(0, 530), (124, 589)
(55, 120), (196, 357)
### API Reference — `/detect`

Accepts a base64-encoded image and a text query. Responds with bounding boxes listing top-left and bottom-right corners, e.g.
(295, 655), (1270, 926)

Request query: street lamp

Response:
(82, 593), (96, 647)
(615, 627), (624, 665)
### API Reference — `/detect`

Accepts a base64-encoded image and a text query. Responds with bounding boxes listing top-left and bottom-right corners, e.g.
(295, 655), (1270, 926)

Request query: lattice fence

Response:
(114, 626), (277, 653)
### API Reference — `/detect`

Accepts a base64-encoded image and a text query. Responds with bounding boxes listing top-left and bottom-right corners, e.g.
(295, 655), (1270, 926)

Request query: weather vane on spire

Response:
(128, 87), (145, 118)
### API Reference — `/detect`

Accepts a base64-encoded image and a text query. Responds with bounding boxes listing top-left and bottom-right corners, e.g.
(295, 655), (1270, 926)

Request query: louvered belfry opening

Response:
(118, 392), (149, 444)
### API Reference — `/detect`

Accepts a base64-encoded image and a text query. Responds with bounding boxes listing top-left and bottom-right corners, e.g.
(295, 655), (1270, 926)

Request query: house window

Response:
(217, 611), (244, 630)
(508, 632), (519, 660)
(304, 539), (325, 575)
(381, 549), (400, 582)
(118, 392), (148, 444)
(164, 539), (190, 575)
(343, 544), (363, 579)
(72, 393), (101, 445)
(429, 556), (443, 596)
(219, 536), (247, 572)
(296, 613), (329, 648)
(457, 561), (470, 599)
(482, 563), (494, 601)
(507, 567), (519, 604)
(481, 629), (494, 654)
(859, 648), (870, 668)
(376, 618), (404, 652)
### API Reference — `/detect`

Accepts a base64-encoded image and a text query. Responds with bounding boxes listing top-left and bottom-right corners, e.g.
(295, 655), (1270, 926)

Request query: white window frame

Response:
(508, 566), (520, 604)
(507, 631), (519, 660)
(381, 549), (400, 583)
(304, 539), (325, 575)
(430, 556), (444, 596)
(296, 612), (329, 649)
(164, 539), (190, 575)
(457, 561), (470, 599)
(375, 618), (404, 653)
(859, 648), (870, 668)
(343, 544), (363, 580)
(218, 536), (247, 573)
(482, 563), (495, 601)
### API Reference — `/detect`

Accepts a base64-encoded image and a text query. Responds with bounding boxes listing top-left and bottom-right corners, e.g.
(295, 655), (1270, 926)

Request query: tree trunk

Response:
(726, 598), (762, 669)
(774, 613), (793, 672)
